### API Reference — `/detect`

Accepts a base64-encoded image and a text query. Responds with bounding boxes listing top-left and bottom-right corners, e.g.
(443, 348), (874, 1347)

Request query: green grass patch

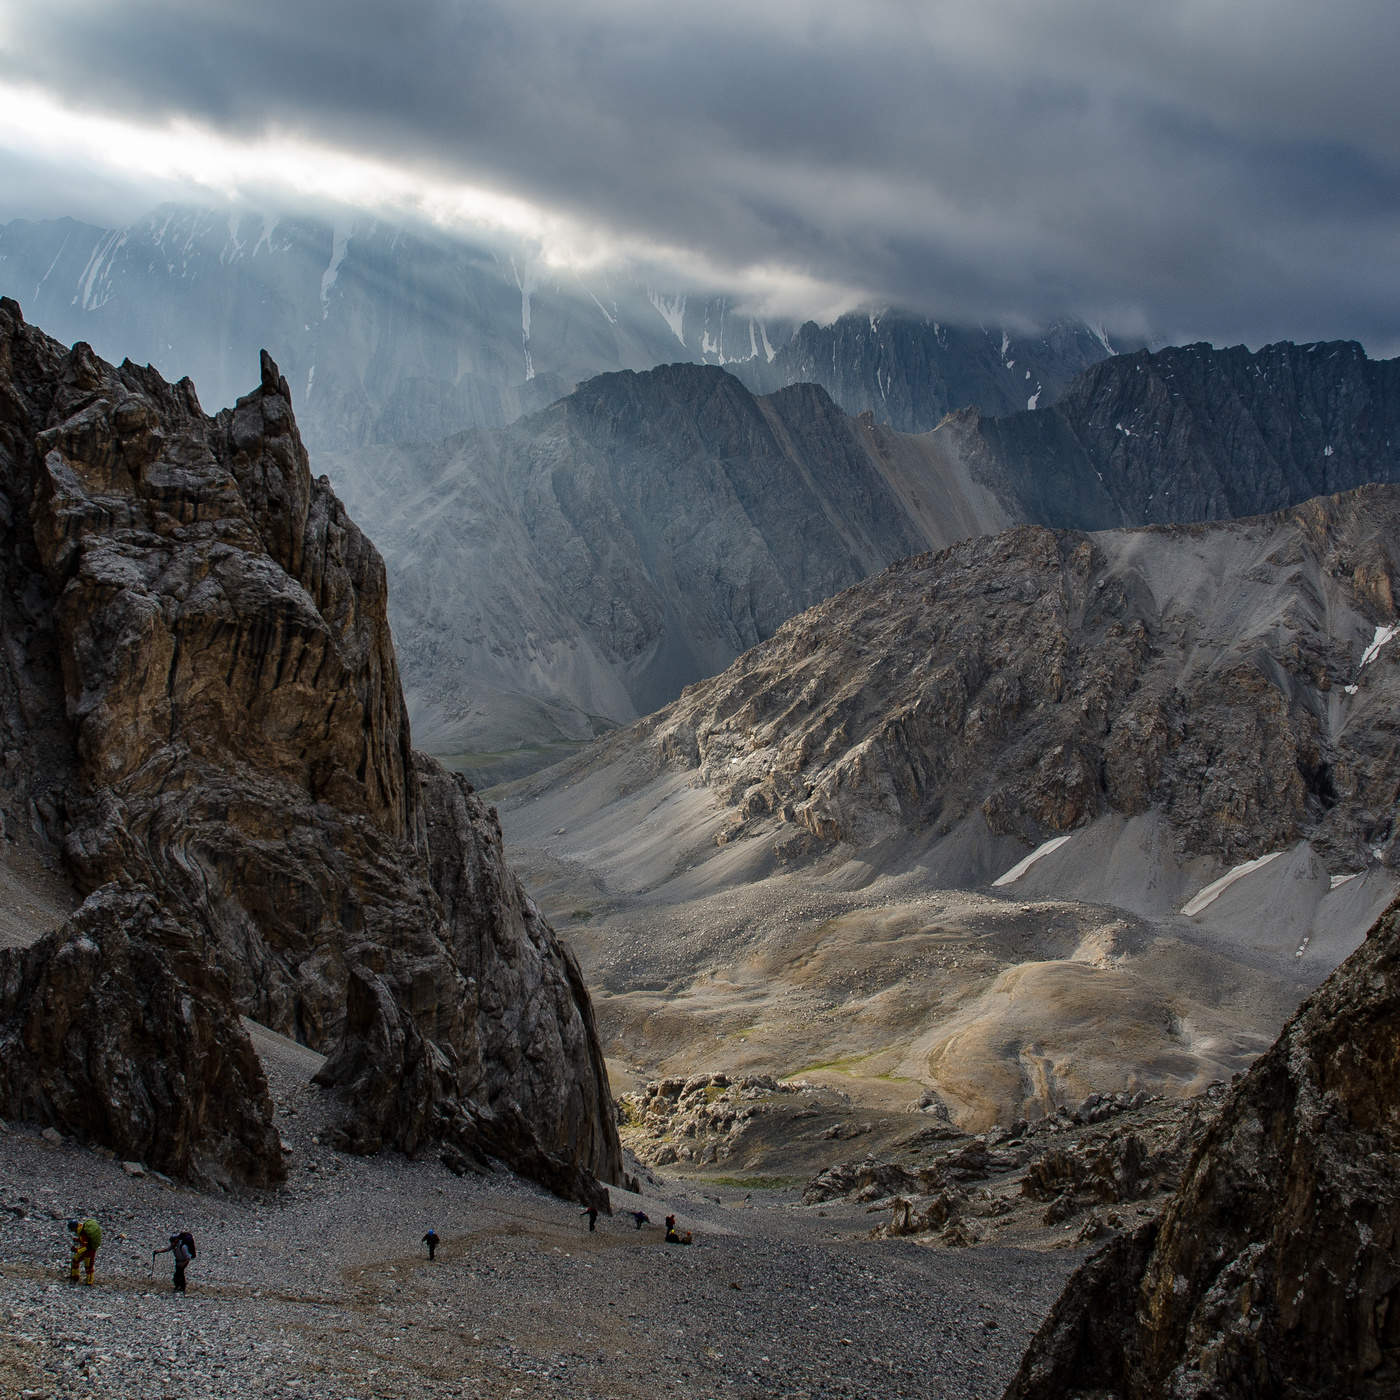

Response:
(789, 1052), (875, 1077)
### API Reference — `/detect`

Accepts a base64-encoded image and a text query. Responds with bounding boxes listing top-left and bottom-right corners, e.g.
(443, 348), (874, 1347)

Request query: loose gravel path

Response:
(0, 1023), (1080, 1400)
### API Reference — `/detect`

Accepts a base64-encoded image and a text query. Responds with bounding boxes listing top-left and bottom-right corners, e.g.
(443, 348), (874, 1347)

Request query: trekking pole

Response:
(150, 1250), (157, 1278)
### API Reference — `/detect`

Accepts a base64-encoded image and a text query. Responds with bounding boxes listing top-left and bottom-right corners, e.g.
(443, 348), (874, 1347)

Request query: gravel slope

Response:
(0, 1024), (1078, 1399)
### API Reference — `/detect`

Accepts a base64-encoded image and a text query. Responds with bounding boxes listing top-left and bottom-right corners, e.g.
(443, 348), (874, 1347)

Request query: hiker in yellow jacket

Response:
(68, 1217), (101, 1285)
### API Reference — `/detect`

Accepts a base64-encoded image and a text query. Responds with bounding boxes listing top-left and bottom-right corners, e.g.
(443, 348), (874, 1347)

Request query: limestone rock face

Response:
(0, 297), (620, 1194)
(638, 489), (1400, 873)
(1004, 893), (1400, 1399)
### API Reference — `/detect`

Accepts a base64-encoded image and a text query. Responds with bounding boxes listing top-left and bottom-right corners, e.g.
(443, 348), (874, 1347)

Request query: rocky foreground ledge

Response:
(0, 299), (619, 1199)
(1004, 894), (1400, 1400)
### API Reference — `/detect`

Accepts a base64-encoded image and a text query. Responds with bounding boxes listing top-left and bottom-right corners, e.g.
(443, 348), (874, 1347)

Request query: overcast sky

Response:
(1, 0), (1397, 350)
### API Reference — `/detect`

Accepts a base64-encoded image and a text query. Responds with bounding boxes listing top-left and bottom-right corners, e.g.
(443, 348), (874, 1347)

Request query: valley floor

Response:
(0, 1021), (1078, 1400)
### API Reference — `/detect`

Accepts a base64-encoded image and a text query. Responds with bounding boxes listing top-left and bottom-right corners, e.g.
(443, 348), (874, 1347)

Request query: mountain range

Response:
(319, 338), (1400, 771)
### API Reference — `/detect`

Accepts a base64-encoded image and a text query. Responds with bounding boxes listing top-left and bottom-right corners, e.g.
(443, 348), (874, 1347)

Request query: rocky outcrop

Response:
(634, 487), (1400, 873)
(0, 297), (621, 1195)
(0, 886), (281, 1189)
(1003, 894), (1400, 1400)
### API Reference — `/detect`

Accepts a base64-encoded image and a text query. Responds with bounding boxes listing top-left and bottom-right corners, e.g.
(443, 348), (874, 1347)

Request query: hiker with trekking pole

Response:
(153, 1231), (197, 1293)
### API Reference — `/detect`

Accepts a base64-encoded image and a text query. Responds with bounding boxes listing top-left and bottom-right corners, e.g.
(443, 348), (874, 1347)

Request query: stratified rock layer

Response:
(0, 298), (620, 1195)
(1003, 894), (1400, 1400)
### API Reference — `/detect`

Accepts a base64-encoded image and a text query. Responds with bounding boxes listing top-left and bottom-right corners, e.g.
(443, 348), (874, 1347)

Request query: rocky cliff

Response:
(1003, 892), (1400, 1400)
(0, 298), (621, 1196)
(733, 313), (1118, 431)
(966, 338), (1400, 529)
(621, 485), (1400, 876)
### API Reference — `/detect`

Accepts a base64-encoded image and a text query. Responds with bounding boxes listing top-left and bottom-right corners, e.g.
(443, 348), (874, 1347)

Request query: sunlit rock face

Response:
(0, 297), (620, 1197)
(640, 487), (1400, 875)
(1003, 893), (1400, 1400)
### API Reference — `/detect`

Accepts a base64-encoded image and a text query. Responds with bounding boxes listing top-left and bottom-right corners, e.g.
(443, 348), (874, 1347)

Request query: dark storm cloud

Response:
(3, 0), (1399, 347)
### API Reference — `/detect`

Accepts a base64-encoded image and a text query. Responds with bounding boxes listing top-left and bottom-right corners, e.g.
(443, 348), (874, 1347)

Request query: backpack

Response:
(174, 1231), (196, 1262)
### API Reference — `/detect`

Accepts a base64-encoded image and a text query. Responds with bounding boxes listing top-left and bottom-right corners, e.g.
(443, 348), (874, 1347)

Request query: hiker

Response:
(154, 1231), (196, 1293)
(67, 1217), (101, 1286)
(664, 1214), (693, 1245)
(629, 1210), (650, 1230)
(581, 1205), (598, 1232)
(422, 1229), (439, 1260)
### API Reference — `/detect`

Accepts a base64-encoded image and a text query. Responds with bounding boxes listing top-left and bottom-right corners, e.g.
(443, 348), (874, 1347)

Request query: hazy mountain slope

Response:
(734, 313), (1119, 431)
(330, 364), (1017, 758)
(332, 340), (1399, 770)
(0, 208), (790, 451)
(0, 208), (1115, 459)
(497, 488), (1399, 1130)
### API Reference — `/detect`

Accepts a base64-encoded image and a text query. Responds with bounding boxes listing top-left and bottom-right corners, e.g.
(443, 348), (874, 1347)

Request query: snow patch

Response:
(992, 835), (1072, 887)
(583, 287), (617, 324)
(1090, 323), (1116, 356)
(305, 365), (316, 401)
(75, 230), (125, 311)
(1324, 444), (1334, 456)
(252, 216), (277, 257)
(320, 224), (350, 311)
(1026, 389), (1041, 410)
(1116, 422), (1132, 436)
(1360, 622), (1398, 668)
(510, 257), (537, 381)
(1330, 872), (1361, 890)
(648, 291), (687, 346)
(34, 227), (73, 301)
(1181, 851), (1284, 917)
(758, 319), (776, 363)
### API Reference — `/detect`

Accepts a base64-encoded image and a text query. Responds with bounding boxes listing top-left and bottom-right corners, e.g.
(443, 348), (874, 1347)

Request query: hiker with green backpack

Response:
(67, 1217), (101, 1285)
